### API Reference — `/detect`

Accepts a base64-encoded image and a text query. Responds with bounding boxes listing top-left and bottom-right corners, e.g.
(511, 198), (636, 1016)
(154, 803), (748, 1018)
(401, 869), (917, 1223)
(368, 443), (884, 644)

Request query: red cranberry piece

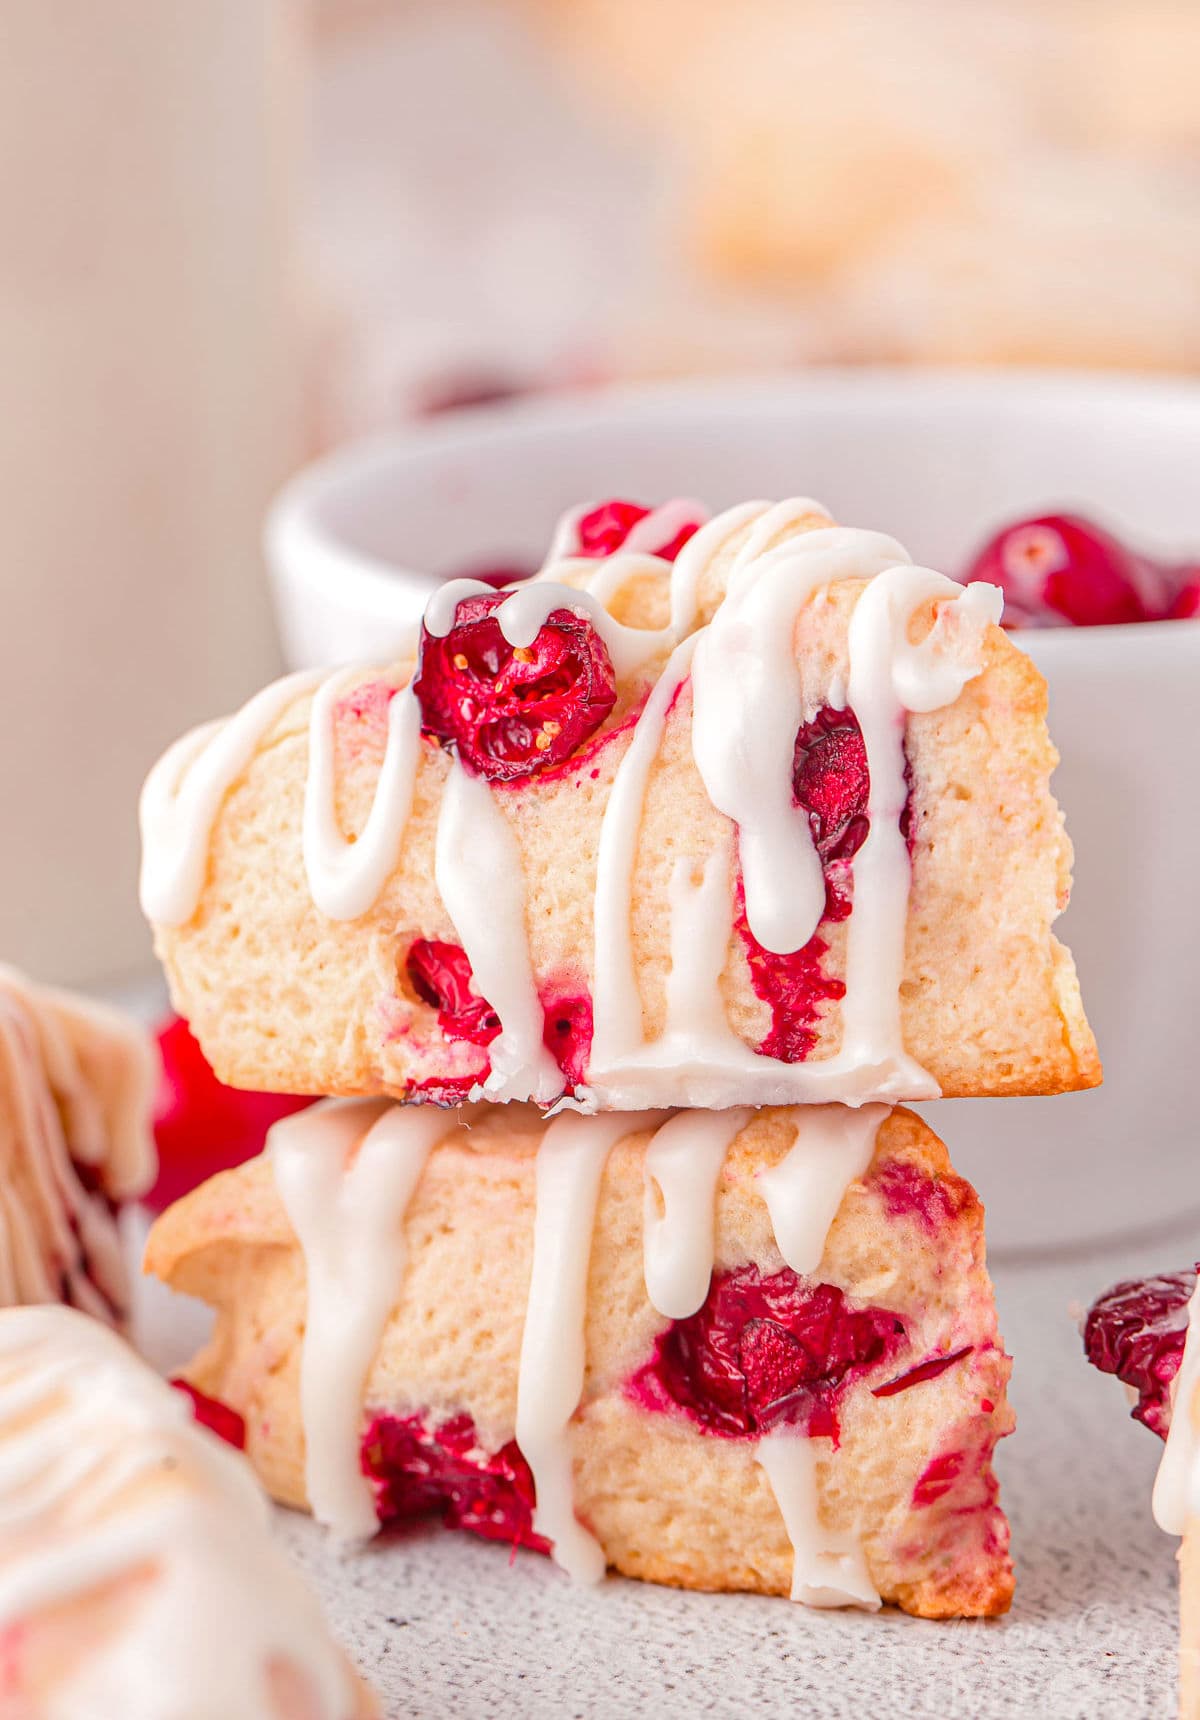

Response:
(171, 1378), (247, 1450)
(964, 513), (1167, 628)
(540, 992), (593, 1089)
(575, 499), (700, 562)
(413, 592), (618, 782)
(361, 1410), (549, 1553)
(626, 1264), (906, 1445)
(733, 878), (845, 1064)
(1083, 1268), (1197, 1440)
(147, 1017), (314, 1213)
(867, 1157), (976, 1235)
(871, 1346), (974, 1398)
(1169, 574), (1200, 620)
(792, 707), (871, 865)
(406, 939), (500, 1048)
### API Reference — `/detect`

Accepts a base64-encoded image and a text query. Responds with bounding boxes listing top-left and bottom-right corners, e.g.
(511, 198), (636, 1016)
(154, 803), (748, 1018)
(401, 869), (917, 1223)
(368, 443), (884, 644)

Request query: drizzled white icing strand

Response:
(435, 761), (563, 1105)
(0, 1306), (361, 1719)
(1152, 1280), (1200, 1535)
(516, 1110), (659, 1581)
(304, 673), (422, 919)
(642, 1110), (749, 1319)
(691, 525), (910, 954)
(590, 635), (700, 1073)
(271, 1098), (461, 1541)
(588, 552), (1000, 1110)
(838, 568), (1002, 1069)
(423, 576), (663, 680)
(139, 668), (321, 925)
(758, 1107), (886, 1276)
(756, 1430), (881, 1609)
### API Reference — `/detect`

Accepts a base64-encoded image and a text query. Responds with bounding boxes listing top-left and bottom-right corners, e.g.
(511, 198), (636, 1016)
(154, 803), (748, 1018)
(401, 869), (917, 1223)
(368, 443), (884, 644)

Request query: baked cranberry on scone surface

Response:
(141, 496), (1099, 1112)
(147, 1100), (1013, 1620)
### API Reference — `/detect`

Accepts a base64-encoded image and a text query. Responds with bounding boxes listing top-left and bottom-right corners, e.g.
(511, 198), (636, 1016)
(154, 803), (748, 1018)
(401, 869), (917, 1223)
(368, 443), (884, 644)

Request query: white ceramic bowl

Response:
(266, 371), (1200, 1254)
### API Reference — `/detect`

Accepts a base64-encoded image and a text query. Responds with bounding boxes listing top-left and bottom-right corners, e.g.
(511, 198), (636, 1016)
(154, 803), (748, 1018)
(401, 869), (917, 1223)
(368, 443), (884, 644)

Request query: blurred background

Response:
(2, 0), (1198, 988)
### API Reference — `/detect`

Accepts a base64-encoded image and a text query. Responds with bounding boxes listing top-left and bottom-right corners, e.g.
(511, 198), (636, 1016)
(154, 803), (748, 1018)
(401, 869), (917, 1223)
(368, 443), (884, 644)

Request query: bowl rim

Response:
(266, 366), (1200, 646)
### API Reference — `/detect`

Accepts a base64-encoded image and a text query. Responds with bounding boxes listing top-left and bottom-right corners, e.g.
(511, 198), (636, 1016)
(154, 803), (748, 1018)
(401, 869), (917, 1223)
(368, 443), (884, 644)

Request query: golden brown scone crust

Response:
(150, 521), (1099, 1108)
(147, 1104), (1014, 1620)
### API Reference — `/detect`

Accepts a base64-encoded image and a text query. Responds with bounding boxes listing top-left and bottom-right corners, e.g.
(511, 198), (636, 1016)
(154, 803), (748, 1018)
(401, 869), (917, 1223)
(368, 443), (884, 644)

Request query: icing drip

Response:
(271, 1098), (461, 1540)
(590, 635), (699, 1080)
(139, 668), (321, 925)
(515, 1110), (660, 1581)
(756, 1430), (880, 1609)
(589, 543), (1001, 1109)
(0, 969), (154, 1324)
(1153, 1279), (1200, 1535)
(435, 760), (563, 1104)
(642, 1110), (750, 1319)
(838, 568), (1003, 1069)
(304, 673), (421, 919)
(759, 1106), (886, 1276)
(0, 1306), (360, 1719)
(692, 524), (908, 953)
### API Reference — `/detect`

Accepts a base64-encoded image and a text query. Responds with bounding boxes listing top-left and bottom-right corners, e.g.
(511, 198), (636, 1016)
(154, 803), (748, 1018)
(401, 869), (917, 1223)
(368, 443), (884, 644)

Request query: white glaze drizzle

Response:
(691, 525), (909, 954)
(588, 544), (1001, 1109)
(271, 1098), (462, 1541)
(756, 1430), (881, 1609)
(139, 668), (322, 925)
(0, 969), (154, 1324)
(0, 1305), (361, 1719)
(515, 1110), (660, 1581)
(759, 1106), (887, 1276)
(642, 1109), (749, 1319)
(435, 759), (563, 1105)
(838, 568), (1003, 1068)
(304, 672), (422, 919)
(1152, 1279), (1200, 1534)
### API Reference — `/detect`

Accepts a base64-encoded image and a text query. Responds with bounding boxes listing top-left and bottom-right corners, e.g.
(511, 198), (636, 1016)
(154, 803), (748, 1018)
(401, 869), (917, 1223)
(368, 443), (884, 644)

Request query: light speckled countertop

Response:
(139, 1212), (1188, 1720)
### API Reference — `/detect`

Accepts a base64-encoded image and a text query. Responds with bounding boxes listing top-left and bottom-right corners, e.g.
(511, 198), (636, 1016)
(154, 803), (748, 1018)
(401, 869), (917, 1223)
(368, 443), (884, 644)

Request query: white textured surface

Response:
(138, 1213), (1189, 1720)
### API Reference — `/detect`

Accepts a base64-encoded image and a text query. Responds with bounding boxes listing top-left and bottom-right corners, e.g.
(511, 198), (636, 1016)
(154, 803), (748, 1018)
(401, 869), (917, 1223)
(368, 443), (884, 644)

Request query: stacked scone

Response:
(141, 497), (1099, 1617)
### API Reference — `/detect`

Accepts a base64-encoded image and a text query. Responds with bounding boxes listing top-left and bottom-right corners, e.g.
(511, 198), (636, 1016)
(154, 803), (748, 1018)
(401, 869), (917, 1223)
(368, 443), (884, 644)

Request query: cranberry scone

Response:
(1086, 1269), (1200, 1715)
(0, 964), (155, 1325)
(146, 1098), (1013, 1619)
(140, 497), (1098, 1112)
(0, 1306), (375, 1720)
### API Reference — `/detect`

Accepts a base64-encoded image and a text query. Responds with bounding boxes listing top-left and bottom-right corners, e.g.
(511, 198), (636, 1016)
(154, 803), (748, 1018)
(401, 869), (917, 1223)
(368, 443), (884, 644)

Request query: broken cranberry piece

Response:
(867, 1156), (976, 1234)
(872, 1346), (973, 1398)
(148, 1016), (314, 1213)
(413, 591), (618, 781)
(1083, 1267), (1197, 1440)
(362, 1410), (549, 1552)
(171, 1378), (247, 1450)
(540, 991), (593, 1090)
(626, 1264), (906, 1445)
(792, 707), (871, 865)
(964, 513), (1170, 628)
(734, 883), (845, 1064)
(406, 939), (500, 1048)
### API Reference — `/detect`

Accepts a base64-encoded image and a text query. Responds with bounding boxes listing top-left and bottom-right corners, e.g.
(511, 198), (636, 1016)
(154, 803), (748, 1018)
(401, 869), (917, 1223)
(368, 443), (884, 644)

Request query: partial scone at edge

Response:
(149, 554), (1099, 1107)
(146, 1104), (1014, 1620)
